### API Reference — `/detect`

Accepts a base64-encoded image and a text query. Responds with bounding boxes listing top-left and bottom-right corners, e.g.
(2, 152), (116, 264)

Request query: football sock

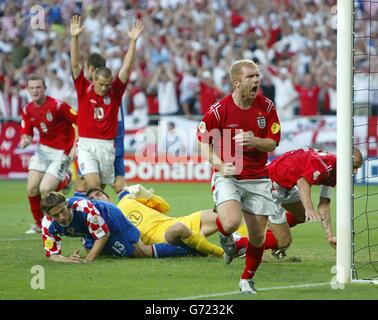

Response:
(55, 171), (71, 192)
(264, 230), (278, 250)
(241, 244), (264, 280)
(216, 216), (231, 237)
(28, 194), (43, 228)
(286, 212), (302, 228)
(151, 243), (193, 258)
(235, 236), (249, 252)
(182, 232), (224, 258)
(74, 190), (87, 198)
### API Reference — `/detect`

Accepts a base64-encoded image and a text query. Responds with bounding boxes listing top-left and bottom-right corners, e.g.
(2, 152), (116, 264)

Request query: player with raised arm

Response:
(20, 75), (77, 234)
(70, 15), (143, 190)
(73, 53), (129, 200)
(197, 60), (281, 294)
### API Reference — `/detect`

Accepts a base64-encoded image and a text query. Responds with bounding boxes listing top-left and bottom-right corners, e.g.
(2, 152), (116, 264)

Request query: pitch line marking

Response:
(173, 282), (330, 300)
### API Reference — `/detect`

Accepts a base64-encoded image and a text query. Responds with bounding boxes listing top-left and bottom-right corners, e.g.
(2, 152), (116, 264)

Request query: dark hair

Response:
(94, 66), (112, 79)
(86, 188), (110, 200)
(87, 53), (106, 69)
(27, 75), (46, 88)
(40, 192), (66, 214)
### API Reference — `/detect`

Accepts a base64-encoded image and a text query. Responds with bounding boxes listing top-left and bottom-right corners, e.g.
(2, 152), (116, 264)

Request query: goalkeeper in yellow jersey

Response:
(87, 185), (247, 259)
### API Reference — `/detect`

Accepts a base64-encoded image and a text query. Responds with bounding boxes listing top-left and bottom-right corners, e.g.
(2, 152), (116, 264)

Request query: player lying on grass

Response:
(229, 147), (363, 262)
(40, 192), (197, 263)
(87, 185), (246, 258)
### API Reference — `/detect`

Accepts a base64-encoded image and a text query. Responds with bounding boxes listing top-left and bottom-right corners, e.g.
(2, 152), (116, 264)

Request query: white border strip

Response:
(173, 282), (330, 300)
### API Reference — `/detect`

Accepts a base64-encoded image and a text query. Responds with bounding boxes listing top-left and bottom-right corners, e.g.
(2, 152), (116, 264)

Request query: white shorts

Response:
(28, 144), (70, 180)
(269, 183), (301, 224)
(77, 137), (116, 185)
(211, 172), (278, 216)
(320, 185), (332, 199)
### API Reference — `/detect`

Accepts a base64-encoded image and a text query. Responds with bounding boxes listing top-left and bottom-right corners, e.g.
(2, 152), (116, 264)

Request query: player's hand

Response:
(70, 15), (85, 37)
(233, 130), (256, 148)
(327, 235), (337, 249)
(127, 19), (144, 41)
(219, 163), (236, 177)
(20, 135), (32, 148)
(68, 250), (82, 263)
(68, 144), (77, 161)
(127, 184), (154, 200)
(305, 209), (322, 222)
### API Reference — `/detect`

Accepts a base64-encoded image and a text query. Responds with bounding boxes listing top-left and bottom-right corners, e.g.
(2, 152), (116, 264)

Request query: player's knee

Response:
(221, 216), (242, 233)
(39, 185), (53, 197)
(171, 222), (191, 239)
(278, 234), (292, 248)
(27, 184), (40, 197)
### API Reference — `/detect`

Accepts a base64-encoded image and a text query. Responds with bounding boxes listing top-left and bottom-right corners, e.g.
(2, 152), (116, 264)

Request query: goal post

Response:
(337, 0), (378, 285)
(336, 0), (353, 284)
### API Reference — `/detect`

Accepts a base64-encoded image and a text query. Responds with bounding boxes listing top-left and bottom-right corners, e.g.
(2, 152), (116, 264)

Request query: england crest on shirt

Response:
(257, 116), (266, 129)
(103, 96), (111, 105)
(46, 112), (53, 122)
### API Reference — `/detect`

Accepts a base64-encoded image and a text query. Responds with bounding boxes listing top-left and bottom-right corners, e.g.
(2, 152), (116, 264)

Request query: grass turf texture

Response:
(0, 180), (377, 300)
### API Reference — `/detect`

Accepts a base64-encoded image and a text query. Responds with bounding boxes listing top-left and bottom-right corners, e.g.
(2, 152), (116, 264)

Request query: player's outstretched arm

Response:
(318, 197), (336, 248)
(297, 177), (321, 222)
(118, 19), (144, 84)
(83, 235), (109, 262)
(70, 15), (85, 79)
(47, 250), (83, 264)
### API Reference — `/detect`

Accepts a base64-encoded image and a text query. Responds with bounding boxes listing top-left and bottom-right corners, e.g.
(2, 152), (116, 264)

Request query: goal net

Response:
(351, 0), (378, 282)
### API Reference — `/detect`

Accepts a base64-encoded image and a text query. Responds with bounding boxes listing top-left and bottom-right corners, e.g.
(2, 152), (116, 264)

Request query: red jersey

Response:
(268, 148), (336, 190)
(199, 82), (222, 115)
(197, 94), (281, 180)
(294, 85), (320, 116)
(74, 70), (127, 140)
(21, 96), (77, 155)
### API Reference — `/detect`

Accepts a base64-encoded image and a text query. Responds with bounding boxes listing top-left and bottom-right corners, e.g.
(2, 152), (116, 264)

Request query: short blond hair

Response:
(229, 60), (258, 83)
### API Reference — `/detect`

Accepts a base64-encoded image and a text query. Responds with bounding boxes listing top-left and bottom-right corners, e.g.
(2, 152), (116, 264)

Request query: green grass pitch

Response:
(0, 180), (377, 300)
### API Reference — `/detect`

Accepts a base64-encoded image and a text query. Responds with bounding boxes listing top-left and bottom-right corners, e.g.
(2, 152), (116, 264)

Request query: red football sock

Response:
(28, 194), (43, 227)
(241, 243), (264, 279)
(216, 216), (231, 237)
(264, 229), (278, 250)
(286, 212), (302, 228)
(236, 237), (249, 251)
(55, 171), (71, 192)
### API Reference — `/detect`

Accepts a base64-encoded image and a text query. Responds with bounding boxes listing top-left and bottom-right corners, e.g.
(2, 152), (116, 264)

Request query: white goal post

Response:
(336, 0), (353, 284)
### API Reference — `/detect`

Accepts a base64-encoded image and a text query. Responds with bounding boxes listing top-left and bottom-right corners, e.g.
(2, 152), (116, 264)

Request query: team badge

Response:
(198, 121), (206, 134)
(313, 171), (321, 181)
(271, 122), (280, 134)
(46, 112), (53, 122)
(257, 116), (266, 129)
(67, 227), (74, 234)
(103, 96), (111, 105)
(44, 239), (54, 250)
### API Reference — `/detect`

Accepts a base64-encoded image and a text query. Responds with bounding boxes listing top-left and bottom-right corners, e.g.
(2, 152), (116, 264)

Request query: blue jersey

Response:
(41, 197), (140, 257)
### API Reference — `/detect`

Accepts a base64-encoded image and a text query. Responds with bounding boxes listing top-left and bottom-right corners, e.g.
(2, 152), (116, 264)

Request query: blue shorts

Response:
(102, 213), (141, 257)
(114, 155), (125, 177)
(82, 200), (141, 257)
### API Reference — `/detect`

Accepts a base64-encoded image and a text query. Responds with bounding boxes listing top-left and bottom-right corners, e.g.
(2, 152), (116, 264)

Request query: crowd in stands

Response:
(0, 0), (377, 121)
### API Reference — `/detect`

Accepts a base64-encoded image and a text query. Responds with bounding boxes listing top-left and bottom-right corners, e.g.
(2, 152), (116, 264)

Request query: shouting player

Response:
(197, 59), (281, 294)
